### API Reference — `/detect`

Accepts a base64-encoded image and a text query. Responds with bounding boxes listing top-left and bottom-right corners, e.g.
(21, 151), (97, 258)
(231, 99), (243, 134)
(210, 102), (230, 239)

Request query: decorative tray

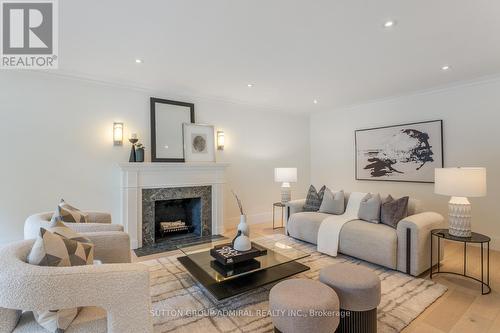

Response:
(210, 242), (267, 266)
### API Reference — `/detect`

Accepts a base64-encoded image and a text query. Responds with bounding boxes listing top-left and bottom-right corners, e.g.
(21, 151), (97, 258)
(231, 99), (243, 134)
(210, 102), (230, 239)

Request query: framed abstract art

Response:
(183, 123), (216, 162)
(355, 120), (443, 183)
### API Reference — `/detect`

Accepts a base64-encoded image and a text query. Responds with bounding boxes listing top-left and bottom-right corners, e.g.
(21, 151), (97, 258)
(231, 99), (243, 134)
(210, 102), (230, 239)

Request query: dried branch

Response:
(231, 190), (244, 215)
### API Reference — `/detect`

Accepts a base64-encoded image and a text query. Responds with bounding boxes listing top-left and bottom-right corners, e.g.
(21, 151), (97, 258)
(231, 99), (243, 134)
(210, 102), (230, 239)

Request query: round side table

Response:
(430, 228), (491, 295)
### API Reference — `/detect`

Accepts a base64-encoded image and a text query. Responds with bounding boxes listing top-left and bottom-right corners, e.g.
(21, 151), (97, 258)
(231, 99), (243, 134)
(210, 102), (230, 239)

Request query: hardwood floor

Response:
(132, 223), (500, 333)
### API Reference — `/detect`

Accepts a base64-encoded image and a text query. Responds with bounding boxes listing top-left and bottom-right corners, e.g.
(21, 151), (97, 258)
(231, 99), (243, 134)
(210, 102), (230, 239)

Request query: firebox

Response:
(154, 198), (202, 243)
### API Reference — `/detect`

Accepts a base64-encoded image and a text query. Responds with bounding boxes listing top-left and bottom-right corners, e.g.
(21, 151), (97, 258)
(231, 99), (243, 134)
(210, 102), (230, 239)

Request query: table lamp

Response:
(435, 167), (487, 237)
(274, 168), (297, 204)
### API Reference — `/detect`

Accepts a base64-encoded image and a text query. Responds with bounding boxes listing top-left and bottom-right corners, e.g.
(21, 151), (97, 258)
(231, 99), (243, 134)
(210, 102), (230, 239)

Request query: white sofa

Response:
(286, 192), (444, 276)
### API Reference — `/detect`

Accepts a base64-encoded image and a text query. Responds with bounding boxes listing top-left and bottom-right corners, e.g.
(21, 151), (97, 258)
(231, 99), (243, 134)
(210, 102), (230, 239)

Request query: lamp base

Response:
(448, 197), (472, 238)
(280, 186), (291, 204)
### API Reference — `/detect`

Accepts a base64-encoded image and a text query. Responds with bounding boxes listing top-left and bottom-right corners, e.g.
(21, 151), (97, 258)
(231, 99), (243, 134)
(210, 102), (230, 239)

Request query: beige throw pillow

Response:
(358, 193), (381, 223)
(319, 189), (345, 215)
(50, 199), (88, 223)
(28, 217), (94, 332)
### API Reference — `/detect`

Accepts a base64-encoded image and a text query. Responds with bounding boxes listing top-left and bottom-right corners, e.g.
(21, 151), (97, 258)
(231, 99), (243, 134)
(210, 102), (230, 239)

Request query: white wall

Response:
(0, 71), (310, 244)
(310, 78), (500, 249)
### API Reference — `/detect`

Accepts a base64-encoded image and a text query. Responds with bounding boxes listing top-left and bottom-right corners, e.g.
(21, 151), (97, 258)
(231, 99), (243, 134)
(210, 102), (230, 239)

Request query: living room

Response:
(0, 1), (498, 333)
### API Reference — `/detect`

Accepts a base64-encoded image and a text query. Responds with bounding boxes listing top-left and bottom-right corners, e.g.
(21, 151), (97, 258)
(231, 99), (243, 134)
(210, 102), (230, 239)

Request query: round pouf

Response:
(269, 278), (340, 333)
(319, 263), (381, 333)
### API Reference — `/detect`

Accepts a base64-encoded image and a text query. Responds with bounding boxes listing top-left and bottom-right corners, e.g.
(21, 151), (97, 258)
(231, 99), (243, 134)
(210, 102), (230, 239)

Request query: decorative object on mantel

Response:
(150, 97), (195, 162)
(217, 130), (225, 150)
(135, 143), (145, 162)
(231, 190), (251, 251)
(274, 167), (297, 203)
(183, 123), (216, 162)
(128, 133), (139, 162)
(113, 122), (123, 146)
(355, 120), (443, 183)
(435, 167), (487, 237)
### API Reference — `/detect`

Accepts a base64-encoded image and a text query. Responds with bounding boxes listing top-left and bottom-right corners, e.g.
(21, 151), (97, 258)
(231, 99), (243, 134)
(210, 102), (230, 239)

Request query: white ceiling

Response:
(57, 0), (500, 113)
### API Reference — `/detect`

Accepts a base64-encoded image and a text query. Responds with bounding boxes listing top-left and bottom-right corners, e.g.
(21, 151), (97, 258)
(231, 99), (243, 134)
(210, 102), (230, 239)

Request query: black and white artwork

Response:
(183, 123), (215, 162)
(355, 120), (443, 183)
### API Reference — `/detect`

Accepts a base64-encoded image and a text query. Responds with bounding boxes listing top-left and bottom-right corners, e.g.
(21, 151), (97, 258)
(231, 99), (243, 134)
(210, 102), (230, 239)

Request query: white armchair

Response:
(0, 240), (153, 333)
(24, 212), (131, 264)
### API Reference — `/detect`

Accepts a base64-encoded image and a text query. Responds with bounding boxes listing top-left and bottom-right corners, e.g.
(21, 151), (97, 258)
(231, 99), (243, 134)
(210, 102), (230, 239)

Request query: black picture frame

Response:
(354, 120), (444, 183)
(150, 97), (195, 162)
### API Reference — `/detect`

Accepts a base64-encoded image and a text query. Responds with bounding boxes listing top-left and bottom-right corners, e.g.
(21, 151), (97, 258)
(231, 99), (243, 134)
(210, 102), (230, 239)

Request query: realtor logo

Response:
(1, 0), (58, 69)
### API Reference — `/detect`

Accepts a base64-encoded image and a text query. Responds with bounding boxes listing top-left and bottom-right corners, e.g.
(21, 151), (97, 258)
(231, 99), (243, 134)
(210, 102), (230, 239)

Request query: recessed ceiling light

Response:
(441, 65), (451, 71)
(383, 20), (396, 28)
(135, 59), (143, 64)
(247, 83), (253, 88)
(313, 99), (318, 104)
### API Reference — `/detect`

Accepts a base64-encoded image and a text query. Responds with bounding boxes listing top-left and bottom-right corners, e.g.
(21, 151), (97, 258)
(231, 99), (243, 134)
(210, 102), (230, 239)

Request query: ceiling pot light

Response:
(135, 59), (143, 64)
(383, 20), (396, 28)
(247, 83), (253, 88)
(441, 65), (451, 71)
(313, 99), (318, 104)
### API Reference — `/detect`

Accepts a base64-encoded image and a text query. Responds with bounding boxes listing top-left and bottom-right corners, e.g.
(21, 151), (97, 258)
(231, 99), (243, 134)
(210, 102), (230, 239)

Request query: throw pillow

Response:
(381, 195), (409, 228)
(28, 218), (94, 332)
(303, 185), (326, 212)
(319, 188), (345, 215)
(358, 193), (381, 223)
(50, 199), (88, 223)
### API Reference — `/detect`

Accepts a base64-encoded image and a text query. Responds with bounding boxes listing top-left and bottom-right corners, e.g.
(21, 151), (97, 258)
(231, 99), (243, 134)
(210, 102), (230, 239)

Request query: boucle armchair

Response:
(24, 212), (131, 263)
(0, 240), (153, 333)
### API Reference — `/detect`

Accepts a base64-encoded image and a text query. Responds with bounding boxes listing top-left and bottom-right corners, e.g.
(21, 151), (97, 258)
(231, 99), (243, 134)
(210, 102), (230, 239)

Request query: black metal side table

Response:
(430, 228), (491, 295)
(272, 202), (286, 229)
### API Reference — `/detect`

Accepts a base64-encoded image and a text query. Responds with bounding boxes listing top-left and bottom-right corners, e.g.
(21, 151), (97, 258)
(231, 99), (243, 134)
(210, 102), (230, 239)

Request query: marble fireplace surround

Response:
(119, 162), (228, 249)
(142, 186), (212, 247)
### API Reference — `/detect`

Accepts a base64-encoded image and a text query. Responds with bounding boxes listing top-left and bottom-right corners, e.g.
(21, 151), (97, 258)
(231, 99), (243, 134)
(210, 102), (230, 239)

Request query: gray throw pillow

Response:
(381, 195), (409, 228)
(303, 185), (326, 212)
(319, 189), (345, 215)
(358, 193), (381, 223)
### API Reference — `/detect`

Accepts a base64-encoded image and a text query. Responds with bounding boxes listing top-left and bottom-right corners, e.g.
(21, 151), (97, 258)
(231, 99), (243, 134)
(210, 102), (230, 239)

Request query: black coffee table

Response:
(177, 238), (310, 300)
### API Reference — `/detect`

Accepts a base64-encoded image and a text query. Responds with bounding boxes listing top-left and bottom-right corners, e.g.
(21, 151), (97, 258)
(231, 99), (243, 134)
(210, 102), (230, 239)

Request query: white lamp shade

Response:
(435, 167), (487, 197)
(274, 168), (297, 183)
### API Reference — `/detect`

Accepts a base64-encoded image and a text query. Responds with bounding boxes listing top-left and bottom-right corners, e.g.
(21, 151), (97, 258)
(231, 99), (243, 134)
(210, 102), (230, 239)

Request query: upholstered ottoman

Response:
(269, 278), (340, 333)
(319, 264), (381, 333)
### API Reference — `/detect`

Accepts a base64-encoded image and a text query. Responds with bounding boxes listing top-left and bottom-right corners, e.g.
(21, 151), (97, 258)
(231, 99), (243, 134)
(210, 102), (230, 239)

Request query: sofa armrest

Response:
(85, 231), (131, 264)
(396, 212), (445, 276)
(85, 212), (112, 224)
(285, 199), (306, 221)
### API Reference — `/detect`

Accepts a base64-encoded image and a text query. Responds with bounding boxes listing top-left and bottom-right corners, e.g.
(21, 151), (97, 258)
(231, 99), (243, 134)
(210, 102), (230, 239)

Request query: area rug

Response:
(143, 234), (447, 333)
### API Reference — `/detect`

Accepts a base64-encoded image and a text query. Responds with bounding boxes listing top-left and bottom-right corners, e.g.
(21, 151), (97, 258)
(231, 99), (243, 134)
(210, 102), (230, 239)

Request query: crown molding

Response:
(312, 72), (500, 115)
(14, 69), (308, 115)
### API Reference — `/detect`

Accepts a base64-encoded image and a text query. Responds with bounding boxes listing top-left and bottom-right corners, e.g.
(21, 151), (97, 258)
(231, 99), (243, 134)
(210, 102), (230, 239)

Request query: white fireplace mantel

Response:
(119, 162), (229, 249)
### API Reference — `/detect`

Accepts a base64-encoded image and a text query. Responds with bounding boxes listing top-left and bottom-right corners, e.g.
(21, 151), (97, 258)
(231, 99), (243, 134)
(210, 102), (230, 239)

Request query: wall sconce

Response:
(217, 131), (225, 150)
(113, 122), (124, 146)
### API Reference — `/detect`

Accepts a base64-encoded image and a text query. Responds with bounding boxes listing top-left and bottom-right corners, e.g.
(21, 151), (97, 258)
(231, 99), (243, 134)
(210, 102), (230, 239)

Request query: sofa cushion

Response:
(51, 199), (88, 223)
(358, 193), (381, 223)
(319, 189), (345, 215)
(303, 185), (326, 212)
(381, 195), (409, 228)
(287, 212), (331, 244)
(339, 220), (397, 269)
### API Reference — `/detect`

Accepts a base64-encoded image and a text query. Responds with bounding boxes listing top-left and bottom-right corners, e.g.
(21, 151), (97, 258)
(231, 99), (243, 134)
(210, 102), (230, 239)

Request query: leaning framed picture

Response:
(183, 123), (216, 162)
(355, 120), (443, 183)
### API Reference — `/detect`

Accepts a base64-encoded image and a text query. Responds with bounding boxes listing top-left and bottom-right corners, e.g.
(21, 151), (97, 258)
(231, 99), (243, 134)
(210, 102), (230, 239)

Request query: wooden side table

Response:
(272, 202), (286, 229)
(430, 228), (491, 295)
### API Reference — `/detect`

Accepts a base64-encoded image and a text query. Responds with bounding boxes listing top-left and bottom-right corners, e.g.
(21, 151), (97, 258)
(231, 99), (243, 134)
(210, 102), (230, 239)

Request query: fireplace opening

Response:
(154, 198), (202, 243)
